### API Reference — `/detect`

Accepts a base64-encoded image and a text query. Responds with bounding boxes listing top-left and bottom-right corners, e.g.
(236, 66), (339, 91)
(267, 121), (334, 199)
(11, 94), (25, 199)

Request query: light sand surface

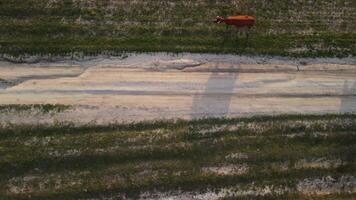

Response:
(1, 54), (356, 124)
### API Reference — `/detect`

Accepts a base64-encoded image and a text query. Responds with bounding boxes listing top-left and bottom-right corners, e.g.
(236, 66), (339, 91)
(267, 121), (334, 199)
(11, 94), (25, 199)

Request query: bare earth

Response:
(0, 53), (356, 124)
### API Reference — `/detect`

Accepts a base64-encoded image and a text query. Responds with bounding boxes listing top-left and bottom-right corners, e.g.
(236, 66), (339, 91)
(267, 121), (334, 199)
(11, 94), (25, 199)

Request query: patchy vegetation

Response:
(0, 114), (355, 199)
(0, 0), (355, 58)
(0, 104), (72, 114)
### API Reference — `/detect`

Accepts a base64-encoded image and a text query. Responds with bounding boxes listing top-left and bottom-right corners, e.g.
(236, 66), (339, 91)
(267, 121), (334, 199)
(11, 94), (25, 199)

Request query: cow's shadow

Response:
(340, 80), (356, 113)
(191, 65), (238, 118)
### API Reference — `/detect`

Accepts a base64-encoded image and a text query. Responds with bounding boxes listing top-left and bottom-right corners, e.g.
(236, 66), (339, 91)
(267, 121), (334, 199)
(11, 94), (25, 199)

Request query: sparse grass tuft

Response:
(0, 104), (72, 114)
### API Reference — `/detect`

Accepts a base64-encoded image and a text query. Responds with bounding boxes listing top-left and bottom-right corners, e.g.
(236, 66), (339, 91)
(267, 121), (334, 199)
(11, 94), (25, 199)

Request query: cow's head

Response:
(214, 16), (225, 24)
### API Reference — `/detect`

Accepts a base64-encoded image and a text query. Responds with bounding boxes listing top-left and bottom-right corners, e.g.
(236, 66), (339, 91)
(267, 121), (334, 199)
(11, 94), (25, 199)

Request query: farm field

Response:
(1, 114), (356, 200)
(0, 0), (355, 58)
(1, 1), (356, 199)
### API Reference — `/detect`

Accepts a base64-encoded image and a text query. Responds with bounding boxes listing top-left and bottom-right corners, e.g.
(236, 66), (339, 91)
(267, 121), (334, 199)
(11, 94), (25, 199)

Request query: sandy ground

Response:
(0, 53), (356, 124)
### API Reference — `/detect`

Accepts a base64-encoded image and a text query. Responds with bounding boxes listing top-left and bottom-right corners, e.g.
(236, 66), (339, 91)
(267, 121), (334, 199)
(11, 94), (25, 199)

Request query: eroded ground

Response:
(0, 53), (356, 124)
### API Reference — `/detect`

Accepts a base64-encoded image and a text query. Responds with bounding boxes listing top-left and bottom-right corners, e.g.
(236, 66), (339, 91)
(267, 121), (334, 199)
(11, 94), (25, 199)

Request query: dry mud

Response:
(0, 53), (356, 124)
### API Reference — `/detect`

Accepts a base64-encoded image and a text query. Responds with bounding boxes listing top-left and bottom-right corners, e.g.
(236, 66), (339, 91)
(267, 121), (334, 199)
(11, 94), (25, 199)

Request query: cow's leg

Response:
(223, 25), (229, 44)
(246, 28), (250, 40)
(235, 29), (240, 46)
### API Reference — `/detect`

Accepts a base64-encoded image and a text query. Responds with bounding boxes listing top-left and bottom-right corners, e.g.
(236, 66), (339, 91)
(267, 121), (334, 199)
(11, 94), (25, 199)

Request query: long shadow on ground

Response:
(191, 65), (238, 119)
(340, 80), (356, 113)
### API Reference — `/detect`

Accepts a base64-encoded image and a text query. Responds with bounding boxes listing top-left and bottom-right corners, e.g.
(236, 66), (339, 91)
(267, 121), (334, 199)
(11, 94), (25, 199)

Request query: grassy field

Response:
(0, 0), (355, 58)
(0, 114), (355, 199)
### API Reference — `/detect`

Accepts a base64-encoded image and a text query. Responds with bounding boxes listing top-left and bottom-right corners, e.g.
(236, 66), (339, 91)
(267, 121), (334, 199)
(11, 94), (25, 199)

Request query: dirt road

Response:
(0, 54), (356, 124)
